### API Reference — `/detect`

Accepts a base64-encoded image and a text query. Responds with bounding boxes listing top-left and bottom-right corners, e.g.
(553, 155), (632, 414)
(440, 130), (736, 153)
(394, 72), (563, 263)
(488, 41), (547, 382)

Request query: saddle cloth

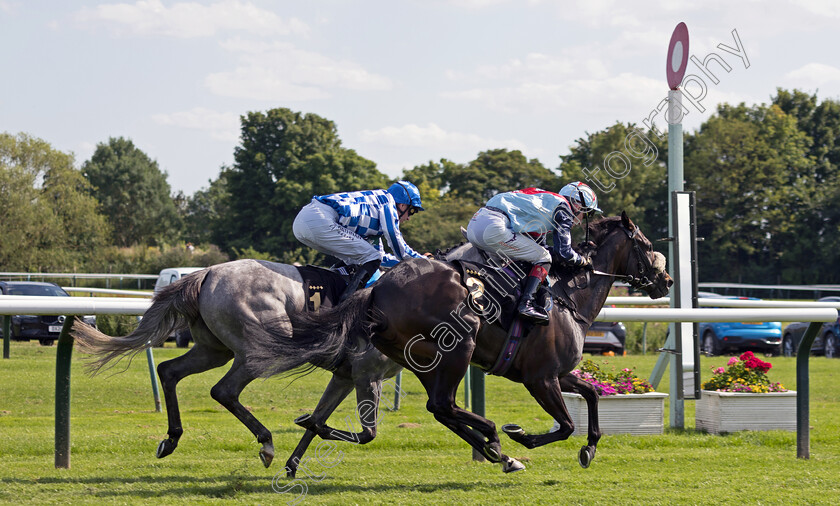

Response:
(450, 259), (549, 332)
(295, 265), (349, 312)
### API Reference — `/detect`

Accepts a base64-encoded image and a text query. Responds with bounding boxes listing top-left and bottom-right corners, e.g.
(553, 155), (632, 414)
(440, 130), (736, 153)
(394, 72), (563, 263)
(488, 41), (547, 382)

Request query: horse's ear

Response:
(621, 210), (635, 231)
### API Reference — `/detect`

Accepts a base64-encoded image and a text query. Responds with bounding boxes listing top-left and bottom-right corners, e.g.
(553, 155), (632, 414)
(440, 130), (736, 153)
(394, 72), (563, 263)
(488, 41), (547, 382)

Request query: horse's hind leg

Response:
(209, 357), (275, 467)
(285, 374), (355, 477)
(156, 343), (233, 459)
(414, 367), (525, 474)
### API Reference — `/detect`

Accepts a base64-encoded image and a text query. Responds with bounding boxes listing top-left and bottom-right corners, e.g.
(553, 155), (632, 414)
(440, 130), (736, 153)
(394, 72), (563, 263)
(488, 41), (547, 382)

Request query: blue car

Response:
(698, 294), (782, 356)
(781, 296), (840, 358)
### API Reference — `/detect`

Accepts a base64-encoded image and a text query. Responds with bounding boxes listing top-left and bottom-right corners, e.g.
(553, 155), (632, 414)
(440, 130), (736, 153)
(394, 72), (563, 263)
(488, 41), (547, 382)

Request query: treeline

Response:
(1, 89), (838, 284)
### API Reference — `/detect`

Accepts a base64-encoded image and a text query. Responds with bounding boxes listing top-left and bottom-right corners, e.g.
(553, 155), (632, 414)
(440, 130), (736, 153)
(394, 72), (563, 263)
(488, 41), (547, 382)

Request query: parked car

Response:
(0, 281), (96, 346)
(154, 267), (204, 347)
(584, 319), (627, 355)
(781, 296), (840, 358)
(697, 293), (782, 356)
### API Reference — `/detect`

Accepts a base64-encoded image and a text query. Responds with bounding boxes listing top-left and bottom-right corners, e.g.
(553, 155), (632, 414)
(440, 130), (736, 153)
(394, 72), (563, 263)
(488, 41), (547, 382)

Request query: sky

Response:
(2, 0), (840, 197)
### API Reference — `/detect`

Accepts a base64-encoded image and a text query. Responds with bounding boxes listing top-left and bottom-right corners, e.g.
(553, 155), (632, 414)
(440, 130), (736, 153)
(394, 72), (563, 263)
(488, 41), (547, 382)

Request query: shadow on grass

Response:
(0, 474), (519, 500)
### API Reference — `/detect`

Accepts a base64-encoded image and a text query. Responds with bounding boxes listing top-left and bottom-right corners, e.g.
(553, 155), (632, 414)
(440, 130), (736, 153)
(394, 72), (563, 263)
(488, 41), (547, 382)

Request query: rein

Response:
(588, 224), (658, 291)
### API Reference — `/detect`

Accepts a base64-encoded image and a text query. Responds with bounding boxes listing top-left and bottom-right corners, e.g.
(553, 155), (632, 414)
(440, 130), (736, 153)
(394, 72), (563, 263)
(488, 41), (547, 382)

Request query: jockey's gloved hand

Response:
(572, 255), (593, 271)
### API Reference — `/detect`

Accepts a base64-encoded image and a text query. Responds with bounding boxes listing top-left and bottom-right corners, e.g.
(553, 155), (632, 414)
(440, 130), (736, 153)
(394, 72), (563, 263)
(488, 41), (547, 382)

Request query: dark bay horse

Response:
(281, 213), (672, 473)
(72, 259), (401, 475)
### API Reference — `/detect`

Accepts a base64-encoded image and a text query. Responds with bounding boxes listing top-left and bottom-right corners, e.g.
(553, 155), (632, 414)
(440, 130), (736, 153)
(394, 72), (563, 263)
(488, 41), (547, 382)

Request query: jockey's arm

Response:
(379, 203), (425, 261)
(550, 205), (585, 265)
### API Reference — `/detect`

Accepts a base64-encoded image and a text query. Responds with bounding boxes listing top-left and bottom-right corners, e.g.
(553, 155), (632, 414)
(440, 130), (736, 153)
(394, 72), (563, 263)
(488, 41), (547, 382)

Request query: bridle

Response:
(591, 224), (659, 292)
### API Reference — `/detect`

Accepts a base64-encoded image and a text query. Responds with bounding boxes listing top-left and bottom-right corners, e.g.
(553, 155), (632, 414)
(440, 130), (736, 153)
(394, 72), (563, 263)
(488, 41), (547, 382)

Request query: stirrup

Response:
(518, 303), (549, 325)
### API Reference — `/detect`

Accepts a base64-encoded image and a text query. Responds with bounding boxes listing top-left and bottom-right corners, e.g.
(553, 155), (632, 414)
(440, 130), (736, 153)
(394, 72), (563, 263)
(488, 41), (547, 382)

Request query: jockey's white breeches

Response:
(293, 199), (381, 265)
(466, 207), (551, 265)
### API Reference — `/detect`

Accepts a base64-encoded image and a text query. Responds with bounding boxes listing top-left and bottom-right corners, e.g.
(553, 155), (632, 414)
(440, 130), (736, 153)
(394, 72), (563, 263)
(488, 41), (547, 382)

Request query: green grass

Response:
(1, 342), (839, 504)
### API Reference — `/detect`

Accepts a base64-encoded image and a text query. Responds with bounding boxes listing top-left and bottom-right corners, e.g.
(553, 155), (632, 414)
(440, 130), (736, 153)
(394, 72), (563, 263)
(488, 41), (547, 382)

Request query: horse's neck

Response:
(565, 273), (614, 324)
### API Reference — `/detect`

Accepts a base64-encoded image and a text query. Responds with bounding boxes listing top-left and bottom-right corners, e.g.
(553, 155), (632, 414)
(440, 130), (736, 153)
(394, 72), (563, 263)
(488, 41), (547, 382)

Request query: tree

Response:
(219, 108), (389, 262)
(444, 149), (561, 206)
(773, 89), (840, 283)
(82, 137), (181, 247)
(558, 123), (669, 249)
(0, 132), (110, 271)
(685, 103), (813, 283)
(178, 170), (231, 246)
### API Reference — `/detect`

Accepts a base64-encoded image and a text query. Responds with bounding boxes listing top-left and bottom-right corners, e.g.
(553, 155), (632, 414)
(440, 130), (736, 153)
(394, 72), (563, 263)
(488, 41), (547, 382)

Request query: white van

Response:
(154, 267), (204, 295)
(153, 267), (204, 347)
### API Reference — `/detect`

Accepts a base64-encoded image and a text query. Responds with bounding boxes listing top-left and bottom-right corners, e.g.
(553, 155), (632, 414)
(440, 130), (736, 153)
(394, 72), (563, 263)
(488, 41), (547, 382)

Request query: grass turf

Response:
(1, 341), (839, 504)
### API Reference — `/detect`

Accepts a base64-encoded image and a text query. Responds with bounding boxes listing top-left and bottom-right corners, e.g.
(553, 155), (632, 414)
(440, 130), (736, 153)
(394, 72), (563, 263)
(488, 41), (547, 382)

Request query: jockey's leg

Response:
(517, 263), (550, 325)
(339, 259), (380, 302)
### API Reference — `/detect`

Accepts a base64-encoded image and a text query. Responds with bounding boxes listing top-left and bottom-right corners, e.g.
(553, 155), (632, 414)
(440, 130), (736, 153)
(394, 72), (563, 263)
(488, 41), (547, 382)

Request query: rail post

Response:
(55, 317), (75, 468)
(469, 366), (486, 461)
(145, 347), (162, 412)
(3, 315), (10, 359)
(796, 321), (822, 459)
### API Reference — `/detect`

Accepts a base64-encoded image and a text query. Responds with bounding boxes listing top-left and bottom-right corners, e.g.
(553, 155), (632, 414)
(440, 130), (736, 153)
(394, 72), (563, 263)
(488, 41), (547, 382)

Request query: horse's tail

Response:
(254, 287), (375, 378)
(73, 269), (208, 375)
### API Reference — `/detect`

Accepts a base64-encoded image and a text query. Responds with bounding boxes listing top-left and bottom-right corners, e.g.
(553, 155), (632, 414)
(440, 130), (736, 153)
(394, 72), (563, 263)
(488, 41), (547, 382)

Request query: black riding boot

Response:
(517, 264), (550, 325)
(338, 260), (380, 303)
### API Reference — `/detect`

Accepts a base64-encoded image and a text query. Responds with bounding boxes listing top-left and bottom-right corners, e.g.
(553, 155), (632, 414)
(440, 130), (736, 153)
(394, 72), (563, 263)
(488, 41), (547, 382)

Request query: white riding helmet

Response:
(559, 181), (601, 215)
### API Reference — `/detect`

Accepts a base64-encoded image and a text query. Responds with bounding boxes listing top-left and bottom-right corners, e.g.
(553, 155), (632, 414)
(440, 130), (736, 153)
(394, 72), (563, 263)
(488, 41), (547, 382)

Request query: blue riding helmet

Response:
(559, 181), (601, 214)
(387, 180), (425, 211)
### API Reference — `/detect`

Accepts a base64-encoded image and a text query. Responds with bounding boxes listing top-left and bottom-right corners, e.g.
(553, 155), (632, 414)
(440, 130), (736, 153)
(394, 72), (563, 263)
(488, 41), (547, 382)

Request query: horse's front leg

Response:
(559, 373), (601, 467)
(286, 374), (355, 477)
(502, 375), (598, 468)
(298, 378), (383, 445)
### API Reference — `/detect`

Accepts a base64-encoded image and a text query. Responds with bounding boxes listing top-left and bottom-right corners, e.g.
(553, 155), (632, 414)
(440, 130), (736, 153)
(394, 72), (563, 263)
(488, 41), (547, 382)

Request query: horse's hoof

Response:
(502, 424), (524, 436)
(294, 413), (313, 429)
(483, 444), (502, 463)
(156, 439), (176, 459)
(286, 465), (297, 478)
(578, 445), (595, 469)
(260, 444), (275, 468)
(502, 457), (526, 473)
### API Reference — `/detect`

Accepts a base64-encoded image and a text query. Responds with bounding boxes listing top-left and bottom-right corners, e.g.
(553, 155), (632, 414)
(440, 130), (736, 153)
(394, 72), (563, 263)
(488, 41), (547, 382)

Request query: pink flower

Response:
(727, 357), (738, 366)
(714, 367), (725, 374)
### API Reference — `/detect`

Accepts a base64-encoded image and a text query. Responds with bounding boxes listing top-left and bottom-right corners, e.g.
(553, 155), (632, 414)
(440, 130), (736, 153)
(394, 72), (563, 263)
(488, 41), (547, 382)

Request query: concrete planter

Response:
(552, 392), (668, 435)
(695, 390), (797, 434)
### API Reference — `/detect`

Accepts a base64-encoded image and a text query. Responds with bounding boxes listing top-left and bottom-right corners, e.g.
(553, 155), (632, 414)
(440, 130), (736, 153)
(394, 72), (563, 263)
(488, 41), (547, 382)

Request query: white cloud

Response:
(784, 63), (840, 86)
(443, 70), (663, 117)
(359, 122), (528, 152)
(206, 38), (392, 100)
(75, 0), (309, 38)
(794, 0), (840, 18)
(152, 107), (240, 142)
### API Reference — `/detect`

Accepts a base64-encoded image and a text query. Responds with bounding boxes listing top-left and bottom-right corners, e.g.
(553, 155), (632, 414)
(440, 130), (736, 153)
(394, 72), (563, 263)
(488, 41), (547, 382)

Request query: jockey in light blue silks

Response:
(466, 181), (601, 325)
(293, 180), (426, 301)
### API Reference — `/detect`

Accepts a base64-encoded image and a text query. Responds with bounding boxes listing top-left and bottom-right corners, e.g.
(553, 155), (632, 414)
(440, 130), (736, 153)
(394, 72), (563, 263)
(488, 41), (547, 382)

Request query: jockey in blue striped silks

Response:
(293, 180), (426, 301)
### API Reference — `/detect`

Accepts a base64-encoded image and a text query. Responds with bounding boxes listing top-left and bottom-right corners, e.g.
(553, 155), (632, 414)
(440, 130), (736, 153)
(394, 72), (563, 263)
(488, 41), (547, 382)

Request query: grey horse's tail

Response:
(255, 288), (374, 378)
(73, 269), (208, 375)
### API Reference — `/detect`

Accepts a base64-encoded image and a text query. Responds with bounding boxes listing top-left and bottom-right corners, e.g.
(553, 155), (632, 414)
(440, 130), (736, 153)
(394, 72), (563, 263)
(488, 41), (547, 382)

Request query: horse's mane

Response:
(584, 216), (623, 243)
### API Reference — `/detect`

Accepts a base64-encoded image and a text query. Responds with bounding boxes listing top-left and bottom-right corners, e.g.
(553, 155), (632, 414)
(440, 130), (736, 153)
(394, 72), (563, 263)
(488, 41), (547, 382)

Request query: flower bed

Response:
(553, 360), (665, 435)
(701, 351), (787, 393)
(696, 351), (795, 434)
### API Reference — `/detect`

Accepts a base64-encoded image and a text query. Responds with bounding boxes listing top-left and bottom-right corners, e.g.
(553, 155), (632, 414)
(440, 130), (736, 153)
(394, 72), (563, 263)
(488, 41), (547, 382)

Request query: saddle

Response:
(450, 259), (555, 332)
(450, 258), (561, 376)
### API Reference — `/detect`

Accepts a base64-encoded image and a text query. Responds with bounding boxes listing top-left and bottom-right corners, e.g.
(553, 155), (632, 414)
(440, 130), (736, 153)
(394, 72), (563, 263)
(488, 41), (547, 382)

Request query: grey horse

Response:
(72, 259), (401, 474)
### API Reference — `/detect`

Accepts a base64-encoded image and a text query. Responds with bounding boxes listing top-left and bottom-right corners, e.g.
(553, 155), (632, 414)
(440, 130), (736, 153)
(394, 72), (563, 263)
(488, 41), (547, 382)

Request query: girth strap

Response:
(486, 317), (526, 376)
